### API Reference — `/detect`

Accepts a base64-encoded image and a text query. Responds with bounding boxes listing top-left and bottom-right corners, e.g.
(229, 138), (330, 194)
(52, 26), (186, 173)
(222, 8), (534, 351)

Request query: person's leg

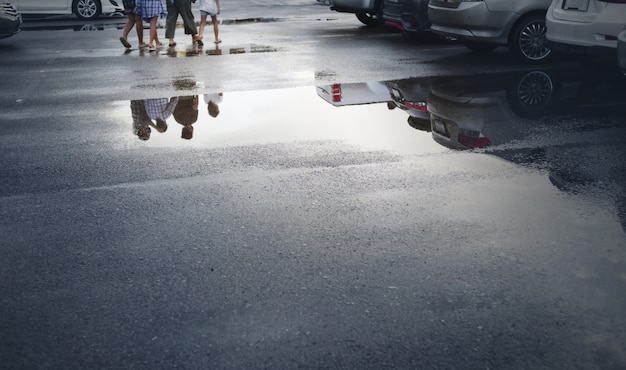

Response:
(149, 16), (158, 47)
(165, 2), (179, 45)
(198, 14), (207, 41)
(135, 14), (146, 47)
(212, 15), (220, 43)
(120, 12), (134, 47)
(178, 0), (198, 43)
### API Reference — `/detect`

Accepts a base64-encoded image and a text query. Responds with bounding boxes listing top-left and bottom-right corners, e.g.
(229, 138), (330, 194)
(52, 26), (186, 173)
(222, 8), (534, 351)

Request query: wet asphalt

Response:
(1, 1), (626, 369)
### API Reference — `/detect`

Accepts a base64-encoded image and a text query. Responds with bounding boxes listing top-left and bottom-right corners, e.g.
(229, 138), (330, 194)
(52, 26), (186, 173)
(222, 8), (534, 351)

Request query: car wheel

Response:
(73, 0), (102, 20)
(464, 41), (498, 53)
(509, 13), (551, 64)
(506, 70), (558, 118)
(355, 0), (383, 26)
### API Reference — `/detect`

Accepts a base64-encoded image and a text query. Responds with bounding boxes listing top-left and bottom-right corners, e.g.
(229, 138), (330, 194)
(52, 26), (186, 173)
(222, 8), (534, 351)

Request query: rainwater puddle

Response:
(117, 83), (446, 156)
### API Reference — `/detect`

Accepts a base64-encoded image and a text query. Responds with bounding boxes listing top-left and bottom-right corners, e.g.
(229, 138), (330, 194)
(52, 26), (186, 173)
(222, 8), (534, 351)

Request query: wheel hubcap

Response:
(77, 0), (97, 18)
(520, 21), (551, 61)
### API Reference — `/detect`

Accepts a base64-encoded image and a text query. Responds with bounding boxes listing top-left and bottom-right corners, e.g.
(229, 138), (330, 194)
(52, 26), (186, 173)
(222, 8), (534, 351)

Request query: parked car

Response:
(619, 24), (626, 74)
(328, 0), (384, 26)
(428, 0), (553, 64)
(0, 1), (21, 39)
(546, 0), (626, 66)
(382, 0), (430, 36)
(13, 0), (121, 20)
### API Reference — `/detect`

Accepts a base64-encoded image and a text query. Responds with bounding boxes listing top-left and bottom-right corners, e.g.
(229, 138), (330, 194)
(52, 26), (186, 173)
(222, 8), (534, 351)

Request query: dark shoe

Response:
(119, 37), (131, 48)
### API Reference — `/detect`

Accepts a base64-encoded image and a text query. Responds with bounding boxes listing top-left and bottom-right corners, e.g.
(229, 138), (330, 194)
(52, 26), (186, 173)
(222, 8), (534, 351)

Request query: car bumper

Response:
(428, 1), (511, 43)
(383, 0), (430, 32)
(0, 11), (21, 39)
(330, 0), (376, 13)
(546, 7), (622, 50)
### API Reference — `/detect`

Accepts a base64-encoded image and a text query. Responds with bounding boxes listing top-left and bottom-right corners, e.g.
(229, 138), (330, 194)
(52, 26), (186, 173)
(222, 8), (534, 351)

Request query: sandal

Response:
(119, 37), (131, 48)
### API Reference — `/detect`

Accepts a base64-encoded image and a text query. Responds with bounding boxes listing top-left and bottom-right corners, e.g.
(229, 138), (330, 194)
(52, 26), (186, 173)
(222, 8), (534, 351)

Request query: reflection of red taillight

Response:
(332, 84), (342, 102)
(458, 129), (490, 148)
(404, 101), (427, 112)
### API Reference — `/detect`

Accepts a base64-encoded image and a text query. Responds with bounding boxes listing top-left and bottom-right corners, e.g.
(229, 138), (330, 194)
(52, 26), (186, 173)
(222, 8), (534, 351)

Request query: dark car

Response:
(382, 0), (430, 35)
(328, 0), (384, 26)
(0, 1), (21, 39)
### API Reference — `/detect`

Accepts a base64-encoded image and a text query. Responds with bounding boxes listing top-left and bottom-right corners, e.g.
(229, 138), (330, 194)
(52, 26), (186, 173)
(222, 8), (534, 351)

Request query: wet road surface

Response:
(1, 2), (626, 369)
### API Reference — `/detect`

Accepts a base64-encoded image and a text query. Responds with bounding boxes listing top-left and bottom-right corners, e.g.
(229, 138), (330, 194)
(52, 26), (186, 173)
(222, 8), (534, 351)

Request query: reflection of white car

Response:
(316, 81), (392, 107)
(546, 0), (626, 61)
(14, 0), (121, 20)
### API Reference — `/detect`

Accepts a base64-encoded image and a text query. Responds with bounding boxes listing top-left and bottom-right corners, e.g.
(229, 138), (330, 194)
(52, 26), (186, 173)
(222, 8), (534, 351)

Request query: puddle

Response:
(118, 84), (445, 156)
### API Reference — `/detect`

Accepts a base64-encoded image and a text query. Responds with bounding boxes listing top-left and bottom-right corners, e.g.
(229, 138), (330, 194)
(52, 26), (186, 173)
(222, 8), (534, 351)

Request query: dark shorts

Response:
(122, 0), (135, 10)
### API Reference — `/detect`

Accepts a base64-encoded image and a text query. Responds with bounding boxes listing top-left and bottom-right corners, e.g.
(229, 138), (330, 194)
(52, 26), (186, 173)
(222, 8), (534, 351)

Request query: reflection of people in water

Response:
(143, 97), (179, 133)
(131, 100), (152, 140)
(173, 95), (199, 139)
(204, 92), (223, 117)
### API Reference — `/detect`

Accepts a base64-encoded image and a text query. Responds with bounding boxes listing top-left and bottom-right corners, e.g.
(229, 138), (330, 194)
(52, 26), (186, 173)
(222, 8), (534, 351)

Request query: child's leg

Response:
(198, 14), (207, 40)
(212, 15), (220, 43)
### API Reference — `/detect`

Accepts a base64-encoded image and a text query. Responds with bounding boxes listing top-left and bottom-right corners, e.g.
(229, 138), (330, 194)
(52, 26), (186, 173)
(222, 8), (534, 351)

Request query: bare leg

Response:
(135, 14), (146, 47)
(198, 15), (207, 41)
(212, 15), (220, 43)
(149, 17), (158, 47)
(120, 12), (135, 48)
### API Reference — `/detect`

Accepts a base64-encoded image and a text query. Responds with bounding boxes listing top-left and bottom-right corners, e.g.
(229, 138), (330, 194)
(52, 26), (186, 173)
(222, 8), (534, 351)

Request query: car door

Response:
(15, 0), (70, 13)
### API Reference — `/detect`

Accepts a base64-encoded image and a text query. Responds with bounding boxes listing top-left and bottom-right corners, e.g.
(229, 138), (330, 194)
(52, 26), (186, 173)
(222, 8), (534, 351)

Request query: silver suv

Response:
(428, 0), (553, 63)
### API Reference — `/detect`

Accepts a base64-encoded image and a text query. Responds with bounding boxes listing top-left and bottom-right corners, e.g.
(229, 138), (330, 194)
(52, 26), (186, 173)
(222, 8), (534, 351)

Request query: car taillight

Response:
(332, 84), (342, 102)
(458, 129), (490, 148)
(404, 101), (427, 111)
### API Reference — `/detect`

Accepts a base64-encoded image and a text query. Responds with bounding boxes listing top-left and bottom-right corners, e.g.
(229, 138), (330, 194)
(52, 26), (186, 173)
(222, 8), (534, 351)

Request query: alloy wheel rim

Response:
(77, 0), (97, 18)
(519, 21), (551, 61)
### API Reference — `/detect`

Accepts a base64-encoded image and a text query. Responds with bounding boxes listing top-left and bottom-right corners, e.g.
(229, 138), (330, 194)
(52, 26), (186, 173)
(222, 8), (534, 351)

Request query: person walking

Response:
(120, 0), (145, 49)
(198, 0), (220, 44)
(135, 0), (167, 50)
(165, 0), (199, 47)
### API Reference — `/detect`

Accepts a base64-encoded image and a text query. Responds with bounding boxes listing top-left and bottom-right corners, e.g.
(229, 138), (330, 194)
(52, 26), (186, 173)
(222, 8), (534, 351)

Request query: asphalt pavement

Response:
(1, 2), (626, 369)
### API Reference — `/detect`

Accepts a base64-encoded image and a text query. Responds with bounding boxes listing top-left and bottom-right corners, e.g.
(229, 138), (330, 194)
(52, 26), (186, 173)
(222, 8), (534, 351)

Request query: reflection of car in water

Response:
(386, 76), (433, 131)
(316, 81), (392, 107)
(0, 1), (21, 39)
(428, 67), (626, 232)
(428, 67), (626, 150)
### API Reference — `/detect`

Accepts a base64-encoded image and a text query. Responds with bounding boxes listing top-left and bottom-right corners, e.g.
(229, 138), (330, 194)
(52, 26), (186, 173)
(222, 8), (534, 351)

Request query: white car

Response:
(13, 0), (121, 20)
(546, 0), (626, 61)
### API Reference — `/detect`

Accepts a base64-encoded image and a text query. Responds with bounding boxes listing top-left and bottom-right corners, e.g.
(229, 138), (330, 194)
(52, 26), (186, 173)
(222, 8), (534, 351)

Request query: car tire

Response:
(355, 0), (383, 26)
(508, 13), (552, 64)
(464, 41), (498, 53)
(73, 0), (102, 20)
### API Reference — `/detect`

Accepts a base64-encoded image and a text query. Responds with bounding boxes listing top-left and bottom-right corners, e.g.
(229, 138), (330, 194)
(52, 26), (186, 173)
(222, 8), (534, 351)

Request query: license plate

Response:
(562, 0), (589, 11)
